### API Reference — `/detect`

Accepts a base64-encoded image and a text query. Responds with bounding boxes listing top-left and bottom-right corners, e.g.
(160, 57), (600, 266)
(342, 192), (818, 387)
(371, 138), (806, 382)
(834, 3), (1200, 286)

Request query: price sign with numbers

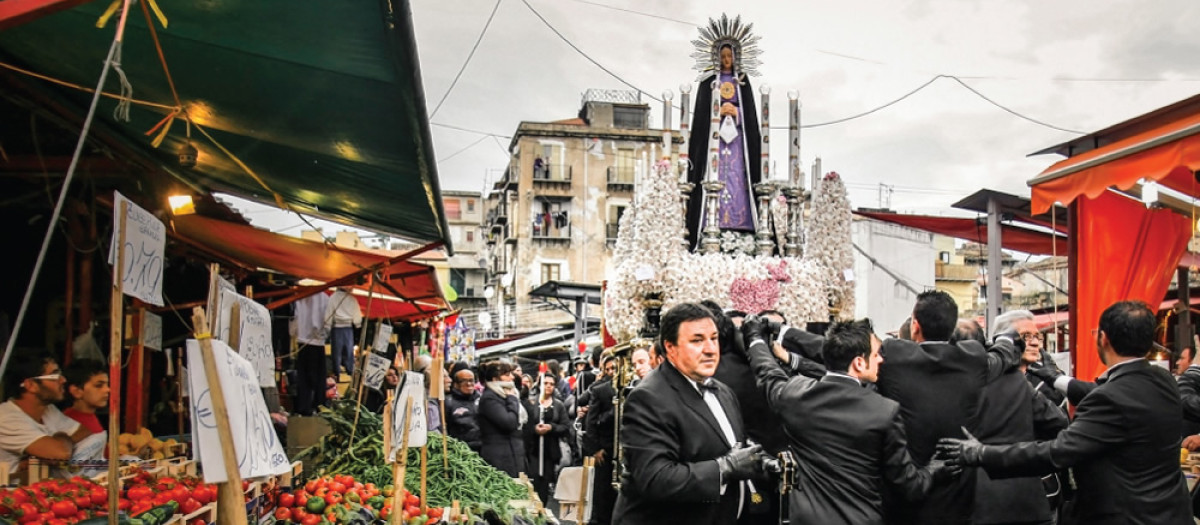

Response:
(109, 191), (165, 306)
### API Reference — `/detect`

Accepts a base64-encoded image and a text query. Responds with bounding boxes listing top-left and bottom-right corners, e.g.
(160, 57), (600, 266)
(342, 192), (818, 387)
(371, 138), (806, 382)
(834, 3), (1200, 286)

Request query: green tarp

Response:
(0, 0), (451, 251)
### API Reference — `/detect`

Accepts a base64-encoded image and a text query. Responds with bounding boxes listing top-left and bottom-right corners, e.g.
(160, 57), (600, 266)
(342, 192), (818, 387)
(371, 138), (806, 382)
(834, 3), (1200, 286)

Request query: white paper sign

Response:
(387, 372), (427, 461)
(1051, 351), (1072, 376)
(216, 289), (276, 388)
(187, 339), (290, 482)
(142, 312), (162, 350)
(364, 353), (391, 391)
(634, 265), (655, 282)
(207, 274), (236, 342)
(373, 324), (393, 353)
(109, 191), (165, 306)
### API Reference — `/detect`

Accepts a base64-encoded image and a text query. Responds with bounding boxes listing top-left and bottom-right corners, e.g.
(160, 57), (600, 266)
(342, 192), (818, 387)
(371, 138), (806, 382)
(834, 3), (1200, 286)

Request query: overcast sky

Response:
(238, 0), (1200, 238)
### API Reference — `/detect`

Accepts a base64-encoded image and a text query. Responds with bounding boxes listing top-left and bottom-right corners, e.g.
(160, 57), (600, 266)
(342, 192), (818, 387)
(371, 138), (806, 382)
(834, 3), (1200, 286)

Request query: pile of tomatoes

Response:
(119, 467), (217, 523)
(272, 474), (442, 525)
(0, 477), (112, 524)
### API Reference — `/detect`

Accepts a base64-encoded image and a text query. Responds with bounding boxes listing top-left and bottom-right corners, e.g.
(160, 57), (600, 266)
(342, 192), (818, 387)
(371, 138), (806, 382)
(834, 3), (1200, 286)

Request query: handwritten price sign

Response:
(373, 324), (393, 353)
(363, 353), (391, 391)
(387, 371), (427, 460)
(109, 191), (165, 306)
(216, 289), (276, 388)
(187, 338), (290, 482)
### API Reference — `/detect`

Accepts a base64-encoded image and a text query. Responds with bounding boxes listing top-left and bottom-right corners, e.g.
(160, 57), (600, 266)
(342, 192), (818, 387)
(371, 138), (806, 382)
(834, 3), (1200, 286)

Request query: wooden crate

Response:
(165, 502), (216, 525)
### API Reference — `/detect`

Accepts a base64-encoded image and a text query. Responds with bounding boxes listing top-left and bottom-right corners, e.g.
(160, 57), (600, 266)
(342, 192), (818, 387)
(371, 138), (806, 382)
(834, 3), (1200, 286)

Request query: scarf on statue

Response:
(487, 380), (529, 429)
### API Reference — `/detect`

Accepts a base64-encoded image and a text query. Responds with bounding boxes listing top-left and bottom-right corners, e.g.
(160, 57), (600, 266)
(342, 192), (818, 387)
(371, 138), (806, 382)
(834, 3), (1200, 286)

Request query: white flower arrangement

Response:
(604, 163), (854, 340)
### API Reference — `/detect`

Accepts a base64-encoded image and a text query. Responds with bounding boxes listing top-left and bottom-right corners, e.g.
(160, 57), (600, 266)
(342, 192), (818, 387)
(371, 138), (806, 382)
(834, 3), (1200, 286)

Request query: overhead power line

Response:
(429, 0), (504, 119)
(519, 0), (661, 103)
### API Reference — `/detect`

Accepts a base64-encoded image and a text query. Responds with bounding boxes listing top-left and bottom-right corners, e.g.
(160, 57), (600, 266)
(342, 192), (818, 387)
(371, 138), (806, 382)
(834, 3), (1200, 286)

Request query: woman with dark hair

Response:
(477, 360), (527, 477)
(525, 374), (569, 504)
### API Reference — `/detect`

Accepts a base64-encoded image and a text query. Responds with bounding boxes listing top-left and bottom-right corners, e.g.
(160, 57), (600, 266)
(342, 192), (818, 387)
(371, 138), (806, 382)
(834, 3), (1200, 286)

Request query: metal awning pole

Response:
(986, 197), (1003, 332)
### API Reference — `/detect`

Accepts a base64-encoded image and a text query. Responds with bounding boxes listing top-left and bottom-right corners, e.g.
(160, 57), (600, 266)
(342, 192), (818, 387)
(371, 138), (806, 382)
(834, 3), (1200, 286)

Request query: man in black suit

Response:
(613, 303), (769, 525)
(582, 354), (617, 525)
(939, 300), (1193, 525)
(875, 290), (1022, 525)
(952, 318), (1068, 525)
(742, 316), (956, 524)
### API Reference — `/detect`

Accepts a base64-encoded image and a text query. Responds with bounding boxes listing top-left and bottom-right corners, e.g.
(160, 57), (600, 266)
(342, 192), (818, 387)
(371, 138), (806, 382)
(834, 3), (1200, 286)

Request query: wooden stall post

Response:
(107, 201), (127, 525)
(389, 396), (414, 525)
(191, 307), (249, 525)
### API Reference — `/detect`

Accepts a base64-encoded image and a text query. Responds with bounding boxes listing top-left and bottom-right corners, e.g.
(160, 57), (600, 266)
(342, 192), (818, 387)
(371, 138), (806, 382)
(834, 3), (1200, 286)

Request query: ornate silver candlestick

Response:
(754, 180), (777, 256)
(701, 179), (724, 254)
(782, 185), (804, 257)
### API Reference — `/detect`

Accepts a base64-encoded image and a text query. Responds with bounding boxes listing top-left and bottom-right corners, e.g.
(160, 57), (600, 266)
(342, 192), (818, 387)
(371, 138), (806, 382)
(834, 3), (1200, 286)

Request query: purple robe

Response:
(705, 71), (755, 232)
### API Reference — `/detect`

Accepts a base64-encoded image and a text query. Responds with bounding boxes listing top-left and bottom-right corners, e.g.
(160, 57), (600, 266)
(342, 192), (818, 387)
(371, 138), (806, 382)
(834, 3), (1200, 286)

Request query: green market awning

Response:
(0, 0), (452, 251)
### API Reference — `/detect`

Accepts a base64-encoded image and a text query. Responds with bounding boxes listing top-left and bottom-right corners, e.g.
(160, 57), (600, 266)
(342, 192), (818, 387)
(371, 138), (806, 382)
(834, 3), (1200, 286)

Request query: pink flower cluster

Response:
(767, 259), (791, 282)
(729, 277), (780, 314)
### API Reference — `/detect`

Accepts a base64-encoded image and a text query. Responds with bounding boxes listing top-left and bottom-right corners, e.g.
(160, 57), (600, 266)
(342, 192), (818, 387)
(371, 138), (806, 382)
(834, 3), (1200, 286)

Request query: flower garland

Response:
(603, 164), (855, 340)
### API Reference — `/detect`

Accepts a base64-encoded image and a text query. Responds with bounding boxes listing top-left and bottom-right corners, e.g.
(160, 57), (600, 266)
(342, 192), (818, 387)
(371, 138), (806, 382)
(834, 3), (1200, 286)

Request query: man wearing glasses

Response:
(0, 351), (91, 472)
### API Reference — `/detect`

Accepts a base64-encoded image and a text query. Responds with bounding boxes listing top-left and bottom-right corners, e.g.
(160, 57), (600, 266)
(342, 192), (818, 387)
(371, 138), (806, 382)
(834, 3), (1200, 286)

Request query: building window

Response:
(466, 230), (474, 243)
(939, 251), (950, 264)
(467, 199), (475, 212)
(613, 106), (644, 129)
(444, 198), (462, 220)
(541, 263), (561, 284)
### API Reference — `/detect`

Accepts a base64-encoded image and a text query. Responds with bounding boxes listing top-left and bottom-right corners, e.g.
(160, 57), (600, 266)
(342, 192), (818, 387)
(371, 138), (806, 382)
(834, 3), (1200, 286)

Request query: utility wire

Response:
(519, 0), (661, 103)
(564, 0), (695, 26)
(438, 134), (491, 164)
(946, 75), (1085, 134)
(793, 75), (943, 129)
(429, 0), (504, 119)
(431, 122), (512, 139)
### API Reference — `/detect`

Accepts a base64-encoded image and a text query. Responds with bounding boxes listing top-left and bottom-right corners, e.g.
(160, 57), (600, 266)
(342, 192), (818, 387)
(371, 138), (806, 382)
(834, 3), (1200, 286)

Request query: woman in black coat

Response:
(525, 374), (570, 504)
(477, 360), (527, 477)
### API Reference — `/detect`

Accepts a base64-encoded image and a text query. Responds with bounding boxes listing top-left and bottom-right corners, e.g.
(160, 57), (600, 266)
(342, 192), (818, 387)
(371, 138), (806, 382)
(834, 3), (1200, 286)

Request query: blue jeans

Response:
(330, 326), (355, 377)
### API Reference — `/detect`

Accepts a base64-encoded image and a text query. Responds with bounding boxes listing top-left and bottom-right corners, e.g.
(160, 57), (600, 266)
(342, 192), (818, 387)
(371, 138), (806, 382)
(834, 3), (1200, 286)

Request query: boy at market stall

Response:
(0, 350), (91, 472)
(61, 359), (109, 434)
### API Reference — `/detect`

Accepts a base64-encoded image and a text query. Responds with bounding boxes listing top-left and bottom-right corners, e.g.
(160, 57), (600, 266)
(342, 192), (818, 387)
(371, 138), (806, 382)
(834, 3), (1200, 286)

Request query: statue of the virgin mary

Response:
(684, 15), (764, 252)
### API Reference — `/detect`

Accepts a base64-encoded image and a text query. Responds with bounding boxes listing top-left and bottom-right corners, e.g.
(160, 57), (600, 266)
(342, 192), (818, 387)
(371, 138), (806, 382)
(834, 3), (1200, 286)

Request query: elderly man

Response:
(938, 300), (1192, 525)
(994, 310), (1066, 410)
(613, 303), (768, 525)
(952, 318), (1068, 525)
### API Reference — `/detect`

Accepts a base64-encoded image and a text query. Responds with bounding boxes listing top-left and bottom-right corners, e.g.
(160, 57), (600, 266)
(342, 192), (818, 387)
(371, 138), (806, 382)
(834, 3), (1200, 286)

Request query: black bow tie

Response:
(699, 378), (719, 393)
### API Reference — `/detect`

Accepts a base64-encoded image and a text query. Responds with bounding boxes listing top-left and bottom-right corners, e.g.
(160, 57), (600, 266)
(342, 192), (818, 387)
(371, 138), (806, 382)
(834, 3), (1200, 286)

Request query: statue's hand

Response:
(720, 102), (738, 118)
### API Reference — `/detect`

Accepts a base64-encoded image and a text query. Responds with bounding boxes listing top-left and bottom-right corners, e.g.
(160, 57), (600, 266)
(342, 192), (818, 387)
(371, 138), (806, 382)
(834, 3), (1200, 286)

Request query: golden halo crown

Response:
(690, 14), (762, 81)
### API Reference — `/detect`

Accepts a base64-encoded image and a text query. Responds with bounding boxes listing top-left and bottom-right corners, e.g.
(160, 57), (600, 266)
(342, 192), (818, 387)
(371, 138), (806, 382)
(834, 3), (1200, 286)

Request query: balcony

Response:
(607, 166), (634, 190)
(532, 224), (572, 244)
(532, 164), (572, 184)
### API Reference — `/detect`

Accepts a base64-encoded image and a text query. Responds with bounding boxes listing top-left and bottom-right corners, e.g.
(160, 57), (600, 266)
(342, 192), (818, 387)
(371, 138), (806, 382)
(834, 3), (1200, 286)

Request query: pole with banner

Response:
(191, 307), (249, 525)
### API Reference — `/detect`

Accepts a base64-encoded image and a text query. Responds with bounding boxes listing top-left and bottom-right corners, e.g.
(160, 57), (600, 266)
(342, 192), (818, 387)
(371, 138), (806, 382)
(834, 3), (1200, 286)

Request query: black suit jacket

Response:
(973, 370), (1068, 525)
(583, 378), (615, 456)
(1175, 365), (1200, 437)
(714, 345), (787, 454)
(875, 338), (1020, 525)
(746, 339), (932, 525)
(612, 360), (745, 525)
(978, 359), (1192, 525)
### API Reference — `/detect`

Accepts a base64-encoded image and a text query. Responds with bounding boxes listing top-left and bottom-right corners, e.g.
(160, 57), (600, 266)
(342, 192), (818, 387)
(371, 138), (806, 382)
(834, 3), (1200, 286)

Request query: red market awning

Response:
(171, 214), (447, 320)
(1029, 107), (1200, 215)
(854, 210), (1067, 256)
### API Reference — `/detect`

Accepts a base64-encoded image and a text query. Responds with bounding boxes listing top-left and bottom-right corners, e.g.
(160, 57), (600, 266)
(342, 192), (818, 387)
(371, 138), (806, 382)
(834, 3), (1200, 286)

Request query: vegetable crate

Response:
(254, 461), (302, 525)
(165, 501), (217, 525)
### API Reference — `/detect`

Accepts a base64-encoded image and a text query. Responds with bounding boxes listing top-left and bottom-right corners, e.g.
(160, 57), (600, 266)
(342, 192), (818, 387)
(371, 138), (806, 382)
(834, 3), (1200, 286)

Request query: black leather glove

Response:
(935, 427), (985, 468)
(1027, 362), (1062, 383)
(716, 443), (764, 482)
(741, 316), (768, 351)
(992, 330), (1026, 354)
(925, 456), (962, 483)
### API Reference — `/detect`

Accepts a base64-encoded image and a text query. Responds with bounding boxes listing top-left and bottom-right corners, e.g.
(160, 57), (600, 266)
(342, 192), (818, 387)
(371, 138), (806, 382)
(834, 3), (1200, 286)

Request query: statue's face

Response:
(720, 47), (733, 71)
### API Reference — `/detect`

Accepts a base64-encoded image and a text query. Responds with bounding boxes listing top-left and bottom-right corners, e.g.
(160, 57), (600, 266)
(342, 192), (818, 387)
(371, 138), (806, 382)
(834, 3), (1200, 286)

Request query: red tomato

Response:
(171, 486), (189, 503)
(327, 482), (346, 494)
(89, 489), (106, 507)
(49, 500), (76, 519)
(404, 504), (420, 518)
(405, 493), (419, 507)
(179, 498), (201, 515)
(47, 519), (69, 525)
(72, 495), (90, 510)
(291, 508), (308, 521)
(14, 503), (37, 520)
(278, 492), (295, 508)
(428, 507), (443, 519)
(191, 486), (213, 505)
(300, 514), (321, 525)
(126, 486), (153, 502)
(323, 493), (341, 506)
(274, 507), (292, 521)
(304, 480), (318, 493)
(131, 500), (154, 516)
(294, 492), (308, 507)
(426, 518), (438, 525)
